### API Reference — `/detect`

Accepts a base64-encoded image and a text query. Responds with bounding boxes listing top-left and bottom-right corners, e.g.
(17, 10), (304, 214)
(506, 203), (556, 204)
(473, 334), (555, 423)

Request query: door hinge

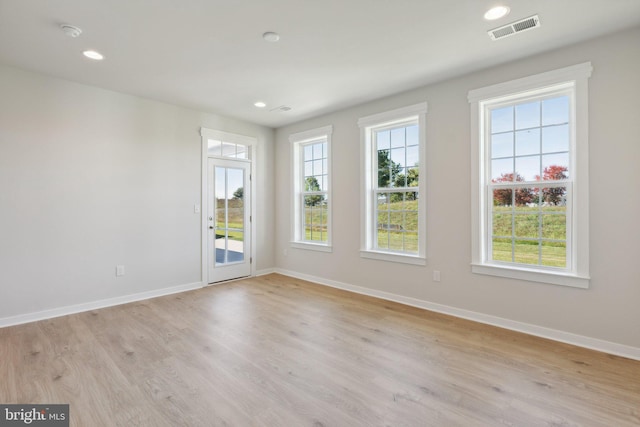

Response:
(250, 257), (253, 264)
(250, 215), (252, 222)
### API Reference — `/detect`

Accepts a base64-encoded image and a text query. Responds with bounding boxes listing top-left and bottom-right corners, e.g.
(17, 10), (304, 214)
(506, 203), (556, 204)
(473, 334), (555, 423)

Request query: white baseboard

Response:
(274, 268), (640, 361)
(256, 268), (276, 276)
(0, 281), (205, 328)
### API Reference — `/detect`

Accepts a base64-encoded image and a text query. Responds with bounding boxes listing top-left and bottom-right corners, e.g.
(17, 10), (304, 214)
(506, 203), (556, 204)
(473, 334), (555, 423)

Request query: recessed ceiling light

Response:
(484, 6), (510, 20)
(82, 50), (104, 60)
(254, 101), (267, 108)
(262, 32), (280, 42)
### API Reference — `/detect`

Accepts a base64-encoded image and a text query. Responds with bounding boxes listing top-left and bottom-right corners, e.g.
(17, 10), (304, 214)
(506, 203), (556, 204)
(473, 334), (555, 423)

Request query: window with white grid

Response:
(290, 126), (332, 251)
(359, 103), (427, 265)
(469, 63), (592, 288)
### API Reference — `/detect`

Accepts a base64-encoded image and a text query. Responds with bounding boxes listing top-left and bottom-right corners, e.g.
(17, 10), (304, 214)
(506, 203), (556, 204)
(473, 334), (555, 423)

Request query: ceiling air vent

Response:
(488, 15), (540, 40)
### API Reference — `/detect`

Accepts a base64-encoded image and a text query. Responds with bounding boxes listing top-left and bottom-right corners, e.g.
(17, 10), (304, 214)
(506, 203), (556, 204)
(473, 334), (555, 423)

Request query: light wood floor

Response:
(1, 274), (639, 426)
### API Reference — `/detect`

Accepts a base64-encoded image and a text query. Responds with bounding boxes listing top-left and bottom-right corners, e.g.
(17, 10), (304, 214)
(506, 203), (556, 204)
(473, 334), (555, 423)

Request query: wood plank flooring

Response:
(1, 273), (639, 426)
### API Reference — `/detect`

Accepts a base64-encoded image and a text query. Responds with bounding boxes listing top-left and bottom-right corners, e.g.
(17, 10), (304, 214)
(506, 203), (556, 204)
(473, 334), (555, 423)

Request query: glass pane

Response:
(541, 186), (567, 207)
(491, 132), (513, 158)
(492, 210), (512, 237)
(227, 168), (244, 229)
(514, 187), (537, 207)
(406, 145), (419, 168)
(542, 212), (566, 240)
(305, 204), (327, 242)
(227, 207), (243, 230)
(492, 237), (512, 262)
(542, 96), (569, 126)
(395, 169), (407, 187)
(227, 232), (244, 263)
(493, 188), (513, 207)
(207, 139), (222, 156)
(491, 158), (513, 181)
(515, 155), (540, 181)
(312, 175), (323, 191)
(404, 232), (418, 253)
(377, 209), (390, 229)
(227, 168), (243, 195)
(377, 150), (394, 188)
(215, 167), (226, 229)
(377, 229), (390, 250)
(542, 124), (569, 154)
(322, 176), (328, 192)
(515, 128), (540, 156)
(514, 240), (540, 265)
(391, 127), (405, 148)
(313, 142), (323, 159)
(236, 146), (247, 160)
(542, 154), (569, 179)
(407, 167), (419, 188)
(376, 130), (390, 150)
(376, 192), (390, 207)
(214, 234), (227, 265)
(491, 106), (513, 133)
(541, 243), (566, 267)
(221, 142), (236, 157)
(304, 144), (313, 160)
(391, 147), (405, 167)
(404, 211), (418, 232)
(304, 161), (313, 177)
(406, 125), (418, 146)
(514, 214), (539, 238)
(304, 193), (325, 208)
(388, 192), (405, 206)
(515, 101), (540, 130)
(389, 231), (404, 251)
(216, 207), (225, 230)
(313, 159), (323, 175)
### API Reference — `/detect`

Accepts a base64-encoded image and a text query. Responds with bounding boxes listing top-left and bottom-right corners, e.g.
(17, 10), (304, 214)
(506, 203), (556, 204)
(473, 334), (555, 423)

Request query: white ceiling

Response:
(1, 0), (639, 128)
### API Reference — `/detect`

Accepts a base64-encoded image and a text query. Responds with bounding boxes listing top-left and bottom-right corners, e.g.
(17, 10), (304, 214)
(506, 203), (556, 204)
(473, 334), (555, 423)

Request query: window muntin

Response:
(290, 126), (332, 250)
(207, 139), (249, 159)
(358, 102), (427, 264)
(468, 62), (591, 288)
(373, 122), (419, 254)
(301, 139), (328, 243)
(488, 92), (571, 269)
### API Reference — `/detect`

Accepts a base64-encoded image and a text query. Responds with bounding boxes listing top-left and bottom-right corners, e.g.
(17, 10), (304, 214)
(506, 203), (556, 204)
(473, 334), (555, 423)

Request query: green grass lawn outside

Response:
(492, 205), (567, 267)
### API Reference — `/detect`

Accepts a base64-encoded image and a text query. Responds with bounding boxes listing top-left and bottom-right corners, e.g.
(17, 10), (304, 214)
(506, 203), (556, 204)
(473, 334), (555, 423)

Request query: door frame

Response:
(200, 128), (257, 284)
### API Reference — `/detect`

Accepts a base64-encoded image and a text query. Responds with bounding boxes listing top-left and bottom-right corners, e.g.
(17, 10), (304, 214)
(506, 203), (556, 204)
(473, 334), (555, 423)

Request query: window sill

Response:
(360, 250), (426, 266)
(471, 263), (590, 289)
(290, 242), (333, 253)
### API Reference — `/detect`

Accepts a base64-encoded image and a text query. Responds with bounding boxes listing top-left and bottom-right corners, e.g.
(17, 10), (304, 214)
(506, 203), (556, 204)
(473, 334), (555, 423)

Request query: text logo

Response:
(0, 405), (68, 427)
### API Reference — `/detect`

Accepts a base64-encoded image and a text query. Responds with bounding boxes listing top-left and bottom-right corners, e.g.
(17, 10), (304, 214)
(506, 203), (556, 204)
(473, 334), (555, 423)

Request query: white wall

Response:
(0, 64), (275, 320)
(274, 27), (640, 351)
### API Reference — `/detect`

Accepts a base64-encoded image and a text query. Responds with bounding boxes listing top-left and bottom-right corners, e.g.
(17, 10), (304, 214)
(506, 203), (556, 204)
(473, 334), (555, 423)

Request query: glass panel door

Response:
(208, 158), (251, 283)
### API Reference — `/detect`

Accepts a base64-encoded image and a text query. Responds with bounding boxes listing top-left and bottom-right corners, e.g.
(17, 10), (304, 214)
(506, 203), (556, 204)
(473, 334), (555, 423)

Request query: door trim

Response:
(200, 128), (257, 285)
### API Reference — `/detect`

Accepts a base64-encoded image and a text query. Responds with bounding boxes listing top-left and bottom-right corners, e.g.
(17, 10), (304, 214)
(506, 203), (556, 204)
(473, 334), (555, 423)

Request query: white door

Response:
(207, 158), (251, 283)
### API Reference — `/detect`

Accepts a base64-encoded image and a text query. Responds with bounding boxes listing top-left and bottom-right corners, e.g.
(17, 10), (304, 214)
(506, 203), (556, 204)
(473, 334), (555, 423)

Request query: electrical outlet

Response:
(433, 270), (441, 282)
(116, 265), (125, 277)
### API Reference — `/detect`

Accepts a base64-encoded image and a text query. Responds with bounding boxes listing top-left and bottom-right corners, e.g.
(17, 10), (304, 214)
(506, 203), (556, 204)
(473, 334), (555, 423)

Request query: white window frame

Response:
(290, 125), (333, 252)
(200, 127), (257, 282)
(358, 103), (427, 265)
(468, 63), (592, 288)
